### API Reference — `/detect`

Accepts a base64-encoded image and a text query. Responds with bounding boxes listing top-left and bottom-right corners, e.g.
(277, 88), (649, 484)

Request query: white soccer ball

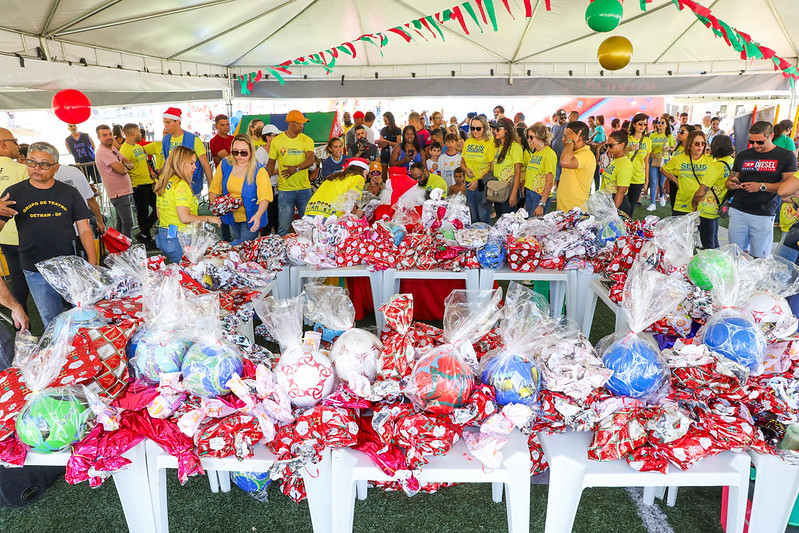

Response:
(744, 291), (798, 338)
(330, 328), (383, 384)
(285, 237), (313, 265)
(274, 349), (335, 407)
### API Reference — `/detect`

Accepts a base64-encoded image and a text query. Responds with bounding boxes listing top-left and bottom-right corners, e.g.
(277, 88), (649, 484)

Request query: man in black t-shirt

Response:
(726, 121), (797, 257)
(346, 125), (379, 162)
(0, 142), (95, 328)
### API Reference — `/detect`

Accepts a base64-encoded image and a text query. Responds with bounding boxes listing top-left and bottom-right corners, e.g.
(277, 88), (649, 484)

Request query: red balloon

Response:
(52, 89), (92, 124)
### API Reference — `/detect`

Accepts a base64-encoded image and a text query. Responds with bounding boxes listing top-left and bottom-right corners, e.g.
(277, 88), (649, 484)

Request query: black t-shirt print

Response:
(731, 146), (797, 217)
(0, 180), (91, 271)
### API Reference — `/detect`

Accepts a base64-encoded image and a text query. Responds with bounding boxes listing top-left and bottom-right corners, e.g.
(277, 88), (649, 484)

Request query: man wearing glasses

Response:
(726, 121), (797, 257)
(0, 128), (30, 315)
(266, 110), (315, 236)
(0, 142), (95, 328)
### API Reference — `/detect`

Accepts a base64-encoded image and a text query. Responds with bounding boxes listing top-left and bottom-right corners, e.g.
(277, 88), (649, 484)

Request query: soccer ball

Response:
(409, 347), (474, 415)
(15, 390), (89, 453)
(274, 349), (334, 407)
(477, 240), (505, 270)
(744, 292), (795, 324)
(285, 236), (313, 265)
(131, 328), (192, 382)
(481, 353), (540, 406)
(687, 249), (734, 290)
(602, 336), (667, 399)
(702, 315), (766, 371)
(40, 306), (106, 349)
(329, 328), (382, 384)
(181, 339), (244, 397)
(597, 220), (625, 247)
(231, 471), (271, 493)
(126, 325), (147, 361)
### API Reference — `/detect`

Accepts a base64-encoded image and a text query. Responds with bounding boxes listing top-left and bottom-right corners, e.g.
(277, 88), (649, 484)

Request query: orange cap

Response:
(286, 110), (309, 123)
(369, 161), (382, 174)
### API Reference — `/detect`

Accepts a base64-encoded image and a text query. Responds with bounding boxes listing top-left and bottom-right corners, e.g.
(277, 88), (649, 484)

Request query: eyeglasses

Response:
(606, 143), (619, 148)
(692, 142), (707, 147)
(231, 150), (250, 157)
(26, 159), (54, 170)
(0, 138), (18, 144)
(748, 139), (766, 146)
(472, 126), (483, 131)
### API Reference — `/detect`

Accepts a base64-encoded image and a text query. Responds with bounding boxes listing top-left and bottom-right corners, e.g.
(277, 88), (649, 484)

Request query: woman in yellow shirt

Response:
(662, 130), (719, 224)
(209, 135), (272, 245)
(667, 123), (697, 210)
(523, 122), (556, 217)
(692, 134), (734, 249)
(625, 113), (651, 214)
(490, 117), (523, 217)
(460, 114), (496, 224)
(647, 116), (676, 210)
(304, 159), (367, 219)
(154, 145), (221, 262)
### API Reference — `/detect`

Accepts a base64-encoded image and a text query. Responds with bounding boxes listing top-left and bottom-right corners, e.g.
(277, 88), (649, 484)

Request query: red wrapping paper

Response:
(0, 434), (26, 466)
(196, 414), (264, 459)
(506, 238), (542, 272)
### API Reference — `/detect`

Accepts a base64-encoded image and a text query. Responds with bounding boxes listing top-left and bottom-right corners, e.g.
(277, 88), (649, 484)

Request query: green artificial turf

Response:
(0, 199), (748, 533)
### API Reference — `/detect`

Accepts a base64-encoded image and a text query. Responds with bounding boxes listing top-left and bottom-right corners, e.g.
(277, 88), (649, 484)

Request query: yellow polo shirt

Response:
(461, 138), (496, 182)
(557, 145), (596, 212)
(209, 167), (273, 223)
(0, 157), (27, 245)
(268, 132), (314, 191)
(157, 177), (197, 230)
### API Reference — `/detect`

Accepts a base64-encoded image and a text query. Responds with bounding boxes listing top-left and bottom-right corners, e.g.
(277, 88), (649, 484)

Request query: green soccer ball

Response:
(688, 249), (734, 290)
(16, 391), (89, 453)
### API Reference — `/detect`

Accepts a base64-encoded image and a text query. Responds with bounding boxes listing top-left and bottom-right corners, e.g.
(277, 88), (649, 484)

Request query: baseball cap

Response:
(286, 110), (309, 123)
(555, 109), (567, 118)
(262, 124), (282, 135)
(369, 161), (382, 174)
(353, 111), (365, 120)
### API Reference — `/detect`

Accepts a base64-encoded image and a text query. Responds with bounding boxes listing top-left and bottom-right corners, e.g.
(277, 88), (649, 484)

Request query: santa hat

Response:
(345, 157), (369, 171)
(389, 168), (417, 204)
(163, 107), (182, 120)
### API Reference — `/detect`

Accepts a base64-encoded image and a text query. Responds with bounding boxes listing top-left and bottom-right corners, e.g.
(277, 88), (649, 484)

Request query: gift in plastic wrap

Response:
(178, 222), (219, 264)
(377, 294), (417, 381)
(421, 193), (470, 231)
(196, 413), (263, 459)
(210, 193), (244, 216)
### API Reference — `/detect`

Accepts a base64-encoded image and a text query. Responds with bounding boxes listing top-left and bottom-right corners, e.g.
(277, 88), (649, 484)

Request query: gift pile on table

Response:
(2, 210), (799, 507)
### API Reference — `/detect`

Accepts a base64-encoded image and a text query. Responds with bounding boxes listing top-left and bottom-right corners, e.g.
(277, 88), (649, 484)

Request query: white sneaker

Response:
(659, 196), (666, 207)
(646, 203), (657, 212)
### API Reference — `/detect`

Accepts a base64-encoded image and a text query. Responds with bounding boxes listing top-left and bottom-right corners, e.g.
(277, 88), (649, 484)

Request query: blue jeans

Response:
(23, 270), (65, 329)
(649, 166), (666, 201)
(728, 207), (774, 258)
(465, 188), (491, 225)
(155, 227), (184, 263)
(525, 190), (552, 217)
(278, 188), (312, 236)
(230, 221), (259, 245)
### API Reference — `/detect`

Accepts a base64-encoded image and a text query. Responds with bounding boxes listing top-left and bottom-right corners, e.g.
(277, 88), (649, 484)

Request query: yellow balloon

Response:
(597, 36), (633, 71)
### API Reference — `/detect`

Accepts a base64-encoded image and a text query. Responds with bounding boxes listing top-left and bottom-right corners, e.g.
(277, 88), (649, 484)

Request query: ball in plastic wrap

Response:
(41, 306), (106, 348)
(275, 349), (334, 407)
(330, 329), (382, 383)
(132, 329), (192, 382)
(126, 325), (146, 361)
(702, 315), (766, 371)
(181, 340), (244, 397)
(232, 471), (271, 493)
(410, 349), (474, 415)
(598, 220), (625, 247)
(286, 236), (312, 265)
(470, 222), (492, 231)
(16, 391), (89, 453)
(477, 240), (505, 270)
(744, 291), (795, 325)
(688, 249), (733, 290)
(481, 354), (540, 406)
(602, 337), (667, 399)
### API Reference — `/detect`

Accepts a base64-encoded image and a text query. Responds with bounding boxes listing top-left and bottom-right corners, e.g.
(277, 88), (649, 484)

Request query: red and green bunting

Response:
(237, 0), (798, 94)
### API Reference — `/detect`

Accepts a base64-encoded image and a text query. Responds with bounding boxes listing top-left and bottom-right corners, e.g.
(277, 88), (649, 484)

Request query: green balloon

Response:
(16, 392), (89, 453)
(688, 249), (734, 291)
(585, 0), (624, 33)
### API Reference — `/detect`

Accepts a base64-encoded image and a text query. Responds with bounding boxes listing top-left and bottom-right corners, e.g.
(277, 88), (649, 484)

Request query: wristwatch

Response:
(759, 183), (767, 192)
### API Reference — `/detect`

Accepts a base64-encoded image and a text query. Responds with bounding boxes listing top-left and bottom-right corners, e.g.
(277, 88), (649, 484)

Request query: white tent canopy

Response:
(1, 0), (798, 106)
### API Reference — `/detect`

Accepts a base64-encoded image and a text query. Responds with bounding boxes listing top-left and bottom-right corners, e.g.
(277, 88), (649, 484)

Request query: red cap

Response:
(163, 107), (182, 120)
(353, 111), (365, 120)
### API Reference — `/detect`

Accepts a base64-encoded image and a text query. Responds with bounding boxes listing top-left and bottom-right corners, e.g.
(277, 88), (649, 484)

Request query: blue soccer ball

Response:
(481, 354), (540, 406)
(231, 471), (271, 493)
(126, 325), (146, 361)
(598, 220), (625, 247)
(131, 329), (192, 382)
(313, 323), (345, 344)
(702, 315), (766, 371)
(181, 340), (244, 398)
(477, 240), (505, 270)
(602, 337), (667, 399)
(41, 306), (106, 348)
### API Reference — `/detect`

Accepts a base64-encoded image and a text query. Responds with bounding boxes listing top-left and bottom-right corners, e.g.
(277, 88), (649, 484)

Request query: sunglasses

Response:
(748, 139), (766, 146)
(606, 143), (619, 148)
(527, 135), (537, 140)
(26, 159), (54, 170)
(231, 150), (250, 157)
(692, 142), (707, 147)
(472, 126), (483, 131)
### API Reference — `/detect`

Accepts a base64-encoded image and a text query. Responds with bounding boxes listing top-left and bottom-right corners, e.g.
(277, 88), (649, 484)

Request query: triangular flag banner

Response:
(462, 2), (484, 33)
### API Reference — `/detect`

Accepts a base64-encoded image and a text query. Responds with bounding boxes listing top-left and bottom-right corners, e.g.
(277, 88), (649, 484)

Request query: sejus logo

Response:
(742, 160), (778, 172)
(466, 144), (485, 154)
(680, 163), (707, 172)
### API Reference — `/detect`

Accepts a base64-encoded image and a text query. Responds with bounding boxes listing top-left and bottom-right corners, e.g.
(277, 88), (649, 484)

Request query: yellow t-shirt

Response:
(422, 174), (448, 198)
(168, 134), (206, 158)
(493, 142), (523, 183)
(210, 166), (273, 223)
(157, 177), (198, 230)
(649, 133), (676, 158)
(672, 145), (685, 158)
(663, 154), (720, 214)
(144, 141), (164, 170)
(780, 201), (799, 233)
(119, 143), (153, 187)
(601, 156), (634, 195)
(268, 133), (314, 191)
(0, 157), (27, 246)
(697, 155), (732, 220)
(523, 146), (557, 194)
(461, 138), (496, 182)
(304, 174), (365, 218)
(627, 134), (651, 185)
(557, 145), (596, 212)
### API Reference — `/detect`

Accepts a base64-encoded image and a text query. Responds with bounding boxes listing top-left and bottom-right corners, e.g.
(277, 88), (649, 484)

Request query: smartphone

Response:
(167, 224), (178, 238)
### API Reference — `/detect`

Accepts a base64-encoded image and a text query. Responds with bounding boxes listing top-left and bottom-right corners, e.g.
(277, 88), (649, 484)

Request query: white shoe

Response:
(659, 196), (666, 207)
(646, 203), (657, 212)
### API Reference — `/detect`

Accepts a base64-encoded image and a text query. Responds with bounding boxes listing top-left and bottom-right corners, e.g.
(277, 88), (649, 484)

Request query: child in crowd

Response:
(427, 142), (442, 175)
(427, 129), (444, 158)
(448, 167), (466, 197)
(438, 133), (463, 187)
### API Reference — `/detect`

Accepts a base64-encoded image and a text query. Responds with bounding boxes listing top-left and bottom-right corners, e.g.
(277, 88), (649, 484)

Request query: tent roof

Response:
(1, 0), (798, 100)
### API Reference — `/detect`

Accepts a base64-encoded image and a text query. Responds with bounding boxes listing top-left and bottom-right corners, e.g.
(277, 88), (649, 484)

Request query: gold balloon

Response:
(597, 36), (633, 71)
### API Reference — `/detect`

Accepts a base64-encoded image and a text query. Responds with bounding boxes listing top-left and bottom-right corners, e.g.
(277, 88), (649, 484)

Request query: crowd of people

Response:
(1, 102), (798, 332)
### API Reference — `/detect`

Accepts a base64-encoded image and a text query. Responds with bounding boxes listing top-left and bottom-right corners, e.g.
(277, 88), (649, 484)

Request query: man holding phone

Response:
(347, 125), (379, 162)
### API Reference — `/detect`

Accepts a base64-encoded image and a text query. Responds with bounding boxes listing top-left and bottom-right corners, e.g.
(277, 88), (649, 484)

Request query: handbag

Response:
(690, 160), (729, 219)
(482, 170), (512, 203)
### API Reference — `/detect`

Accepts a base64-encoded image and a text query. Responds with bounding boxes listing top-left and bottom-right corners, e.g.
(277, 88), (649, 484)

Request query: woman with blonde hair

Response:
(460, 114), (496, 224)
(154, 145), (221, 262)
(209, 134), (272, 245)
(523, 122), (556, 217)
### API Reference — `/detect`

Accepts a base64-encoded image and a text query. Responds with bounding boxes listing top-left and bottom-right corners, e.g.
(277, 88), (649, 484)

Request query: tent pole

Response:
(789, 83), (796, 123)
(225, 67), (233, 117)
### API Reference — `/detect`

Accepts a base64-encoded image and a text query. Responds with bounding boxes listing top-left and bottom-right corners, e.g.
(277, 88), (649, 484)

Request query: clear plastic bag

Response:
(330, 189), (361, 217)
(178, 222), (218, 264)
(653, 212), (700, 276)
(253, 295), (334, 407)
(406, 289), (503, 414)
(743, 255), (799, 338)
(584, 191), (626, 248)
(302, 283), (355, 341)
(480, 283), (548, 406)
(103, 244), (148, 298)
(695, 245), (767, 372)
(597, 260), (691, 401)
(230, 471), (271, 502)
